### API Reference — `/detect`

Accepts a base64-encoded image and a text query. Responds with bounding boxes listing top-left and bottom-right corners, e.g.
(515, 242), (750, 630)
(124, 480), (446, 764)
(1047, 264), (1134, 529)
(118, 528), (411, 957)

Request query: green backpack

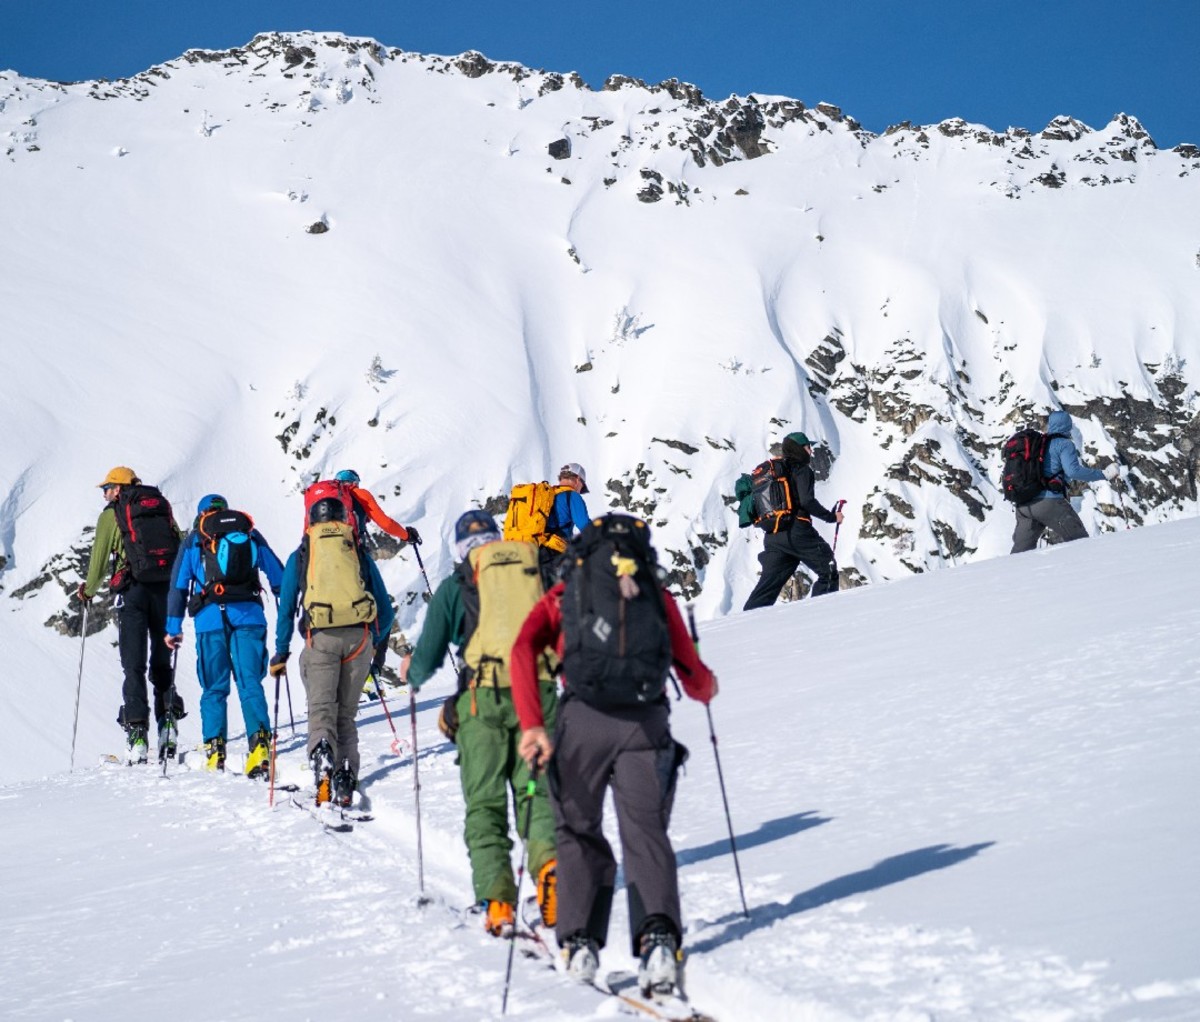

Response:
(734, 473), (756, 529)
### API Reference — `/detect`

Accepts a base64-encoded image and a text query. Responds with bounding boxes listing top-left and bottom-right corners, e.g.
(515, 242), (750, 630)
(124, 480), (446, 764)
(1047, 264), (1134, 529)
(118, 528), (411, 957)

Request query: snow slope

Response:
(3, 515), (1197, 1021)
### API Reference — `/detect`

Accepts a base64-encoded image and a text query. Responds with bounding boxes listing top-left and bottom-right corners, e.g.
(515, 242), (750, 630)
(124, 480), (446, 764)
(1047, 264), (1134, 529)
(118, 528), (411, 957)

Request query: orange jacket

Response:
(349, 485), (411, 542)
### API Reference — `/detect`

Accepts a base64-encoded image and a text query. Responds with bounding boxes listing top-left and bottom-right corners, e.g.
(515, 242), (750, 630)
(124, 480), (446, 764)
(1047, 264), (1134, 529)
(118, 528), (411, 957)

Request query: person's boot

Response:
(331, 759), (356, 807)
(637, 922), (683, 997)
(157, 718), (178, 761)
(204, 737), (227, 772)
(310, 739), (334, 804)
(483, 900), (515, 938)
(536, 859), (558, 928)
(561, 933), (599, 984)
(244, 729), (271, 779)
(126, 724), (149, 765)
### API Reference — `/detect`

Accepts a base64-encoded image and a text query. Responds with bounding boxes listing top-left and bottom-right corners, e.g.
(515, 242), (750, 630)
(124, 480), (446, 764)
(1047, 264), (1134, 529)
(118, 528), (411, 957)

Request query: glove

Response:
(1103, 463), (1120, 481)
(76, 582), (91, 604)
(371, 643), (387, 677)
(268, 652), (290, 677)
(165, 634), (184, 650)
(405, 526), (422, 546)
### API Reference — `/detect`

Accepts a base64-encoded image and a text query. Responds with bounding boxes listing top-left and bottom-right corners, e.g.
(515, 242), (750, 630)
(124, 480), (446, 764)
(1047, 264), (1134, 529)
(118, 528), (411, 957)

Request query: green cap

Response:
(785, 432), (812, 447)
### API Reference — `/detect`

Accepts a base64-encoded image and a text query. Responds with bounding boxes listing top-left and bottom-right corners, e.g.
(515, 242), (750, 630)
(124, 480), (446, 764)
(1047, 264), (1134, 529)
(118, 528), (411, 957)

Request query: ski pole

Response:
(685, 606), (750, 919)
(410, 688), (429, 906)
(828, 499), (847, 595)
(831, 499), (847, 555)
(268, 668), (282, 807)
(1115, 478), (1131, 530)
(412, 544), (461, 673)
(502, 754), (542, 1016)
(162, 643), (180, 778)
(283, 668), (297, 737)
(372, 673), (406, 756)
(69, 602), (88, 772)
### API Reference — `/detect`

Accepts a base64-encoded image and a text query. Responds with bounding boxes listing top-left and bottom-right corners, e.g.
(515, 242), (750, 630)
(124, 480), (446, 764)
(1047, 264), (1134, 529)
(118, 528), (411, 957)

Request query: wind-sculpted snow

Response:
(2, 518), (1198, 1018)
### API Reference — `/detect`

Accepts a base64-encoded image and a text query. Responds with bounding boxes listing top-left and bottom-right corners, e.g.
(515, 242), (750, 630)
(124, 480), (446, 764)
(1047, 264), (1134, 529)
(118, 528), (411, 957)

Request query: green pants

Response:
(457, 682), (558, 904)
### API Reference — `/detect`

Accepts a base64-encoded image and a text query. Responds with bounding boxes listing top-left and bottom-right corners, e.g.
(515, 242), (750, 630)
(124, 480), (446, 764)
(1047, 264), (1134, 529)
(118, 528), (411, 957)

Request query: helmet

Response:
(309, 497), (347, 524)
(98, 466), (138, 489)
(454, 510), (498, 544)
(196, 493), (228, 515)
(334, 469), (361, 485)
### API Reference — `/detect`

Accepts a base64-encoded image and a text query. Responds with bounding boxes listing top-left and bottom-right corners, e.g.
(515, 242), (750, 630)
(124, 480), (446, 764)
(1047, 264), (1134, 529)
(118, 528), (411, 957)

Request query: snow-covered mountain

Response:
(3, 510), (1198, 1020)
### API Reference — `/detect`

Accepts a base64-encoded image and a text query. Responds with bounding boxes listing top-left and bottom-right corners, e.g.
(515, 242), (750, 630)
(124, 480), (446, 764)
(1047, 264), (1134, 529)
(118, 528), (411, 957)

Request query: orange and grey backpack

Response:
(748, 459), (796, 533)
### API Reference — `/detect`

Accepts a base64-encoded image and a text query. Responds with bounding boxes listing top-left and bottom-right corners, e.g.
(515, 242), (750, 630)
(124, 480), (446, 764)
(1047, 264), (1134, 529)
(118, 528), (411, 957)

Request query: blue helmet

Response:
(454, 510), (498, 544)
(335, 469), (361, 485)
(197, 493), (228, 515)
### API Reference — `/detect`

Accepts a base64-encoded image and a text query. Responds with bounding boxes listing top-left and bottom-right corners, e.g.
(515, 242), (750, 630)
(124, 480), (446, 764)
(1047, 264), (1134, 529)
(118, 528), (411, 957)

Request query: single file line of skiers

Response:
(71, 416), (1122, 999)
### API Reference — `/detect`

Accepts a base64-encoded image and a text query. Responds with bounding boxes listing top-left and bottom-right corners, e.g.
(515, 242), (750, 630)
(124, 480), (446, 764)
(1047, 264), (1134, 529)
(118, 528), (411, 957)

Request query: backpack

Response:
(503, 482), (570, 553)
(748, 458), (795, 533)
(114, 484), (180, 583)
(560, 515), (672, 710)
(1000, 429), (1067, 504)
(300, 521), (377, 630)
(192, 509), (261, 610)
(456, 540), (549, 688)
(302, 480), (359, 539)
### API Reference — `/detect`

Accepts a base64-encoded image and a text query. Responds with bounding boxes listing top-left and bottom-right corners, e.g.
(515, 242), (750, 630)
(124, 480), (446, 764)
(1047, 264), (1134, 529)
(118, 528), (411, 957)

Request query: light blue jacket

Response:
(1038, 410), (1103, 500)
(551, 489), (590, 540)
(167, 527), (285, 635)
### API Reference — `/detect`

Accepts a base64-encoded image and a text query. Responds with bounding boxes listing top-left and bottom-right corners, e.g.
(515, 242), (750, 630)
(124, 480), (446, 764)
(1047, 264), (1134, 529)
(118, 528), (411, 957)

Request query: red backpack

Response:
(302, 480), (358, 538)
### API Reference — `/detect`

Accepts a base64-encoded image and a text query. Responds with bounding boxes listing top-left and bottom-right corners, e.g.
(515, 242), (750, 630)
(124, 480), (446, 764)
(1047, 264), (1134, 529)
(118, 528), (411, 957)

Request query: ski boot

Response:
(310, 739), (335, 805)
(561, 933), (599, 984)
(244, 729), (271, 780)
(483, 900), (515, 938)
(126, 724), (149, 765)
(637, 921), (684, 997)
(204, 736), (227, 772)
(157, 718), (178, 762)
(536, 859), (558, 927)
(331, 758), (356, 807)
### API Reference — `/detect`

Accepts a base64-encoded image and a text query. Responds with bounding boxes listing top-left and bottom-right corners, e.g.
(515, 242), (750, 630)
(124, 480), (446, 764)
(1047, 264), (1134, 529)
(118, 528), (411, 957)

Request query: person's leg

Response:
(334, 626), (372, 778)
(742, 534), (801, 610)
(458, 688), (518, 905)
(795, 532), (838, 597)
(117, 584), (151, 726)
(196, 630), (233, 741)
(229, 625), (271, 738)
(1036, 497), (1090, 543)
(1011, 504), (1044, 553)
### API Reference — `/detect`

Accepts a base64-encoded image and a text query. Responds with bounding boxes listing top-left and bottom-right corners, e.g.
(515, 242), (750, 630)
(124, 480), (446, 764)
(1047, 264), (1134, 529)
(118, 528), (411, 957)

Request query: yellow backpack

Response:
(462, 540), (554, 687)
(302, 521), (377, 630)
(503, 482), (571, 553)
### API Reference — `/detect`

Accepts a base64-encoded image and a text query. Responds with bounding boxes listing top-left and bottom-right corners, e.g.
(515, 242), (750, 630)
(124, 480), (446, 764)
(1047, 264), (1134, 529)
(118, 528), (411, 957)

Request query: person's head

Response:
(196, 494), (228, 516)
(1046, 410), (1074, 435)
(309, 497), (347, 525)
(334, 469), (361, 486)
(454, 509), (500, 560)
(98, 466), (138, 502)
(558, 462), (589, 494)
(781, 432), (814, 463)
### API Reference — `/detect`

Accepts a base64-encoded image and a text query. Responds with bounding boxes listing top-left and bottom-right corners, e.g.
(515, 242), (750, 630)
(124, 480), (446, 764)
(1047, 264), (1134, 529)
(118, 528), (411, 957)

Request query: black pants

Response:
(548, 698), (687, 955)
(116, 581), (180, 727)
(743, 523), (838, 610)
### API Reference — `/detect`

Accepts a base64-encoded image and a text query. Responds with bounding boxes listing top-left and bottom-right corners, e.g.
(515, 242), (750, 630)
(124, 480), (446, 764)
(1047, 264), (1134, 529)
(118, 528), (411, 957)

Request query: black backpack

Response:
(560, 515), (673, 710)
(749, 458), (795, 532)
(191, 509), (262, 610)
(1001, 429), (1067, 504)
(114, 485), (180, 583)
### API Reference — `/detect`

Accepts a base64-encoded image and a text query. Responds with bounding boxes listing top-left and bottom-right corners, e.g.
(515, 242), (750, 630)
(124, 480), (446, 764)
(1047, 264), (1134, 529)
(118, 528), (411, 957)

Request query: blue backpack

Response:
(192, 509), (262, 609)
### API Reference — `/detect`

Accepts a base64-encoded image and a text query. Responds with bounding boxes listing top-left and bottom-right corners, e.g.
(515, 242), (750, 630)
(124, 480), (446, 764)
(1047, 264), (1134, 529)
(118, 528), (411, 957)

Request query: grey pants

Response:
(548, 697), (687, 955)
(1011, 498), (1089, 553)
(299, 624), (373, 776)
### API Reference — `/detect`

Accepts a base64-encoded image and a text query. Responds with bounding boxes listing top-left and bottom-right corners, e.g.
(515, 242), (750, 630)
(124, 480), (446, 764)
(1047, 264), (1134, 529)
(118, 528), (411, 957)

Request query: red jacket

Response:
(511, 582), (716, 730)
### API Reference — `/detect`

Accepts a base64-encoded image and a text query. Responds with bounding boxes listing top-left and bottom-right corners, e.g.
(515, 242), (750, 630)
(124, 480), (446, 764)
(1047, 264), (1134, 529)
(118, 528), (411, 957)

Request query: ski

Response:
(600, 970), (717, 1022)
(287, 794), (373, 833)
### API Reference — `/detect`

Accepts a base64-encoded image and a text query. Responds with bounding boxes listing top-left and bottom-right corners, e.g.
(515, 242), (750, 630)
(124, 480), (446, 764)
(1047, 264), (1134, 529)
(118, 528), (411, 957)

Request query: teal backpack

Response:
(734, 473), (756, 528)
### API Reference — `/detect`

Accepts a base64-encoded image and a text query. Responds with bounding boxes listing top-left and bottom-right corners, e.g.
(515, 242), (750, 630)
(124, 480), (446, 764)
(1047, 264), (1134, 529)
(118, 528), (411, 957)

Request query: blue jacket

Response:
(274, 543), (395, 656)
(1039, 410), (1103, 500)
(166, 527), (285, 635)
(551, 489), (590, 540)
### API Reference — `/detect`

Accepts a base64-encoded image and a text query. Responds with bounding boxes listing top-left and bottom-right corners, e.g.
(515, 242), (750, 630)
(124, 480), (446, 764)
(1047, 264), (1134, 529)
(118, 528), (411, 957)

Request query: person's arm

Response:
(792, 466), (837, 523)
(274, 550), (301, 656)
(351, 485), (414, 542)
(165, 537), (200, 635)
(81, 507), (121, 599)
(405, 577), (464, 690)
(253, 531), (286, 594)
(567, 491), (591, 534)
(1057, 440), (1104, 484)
(364, 556), (396, 646)
(511, 585), (564, 730)
(661, 591), (716, 703)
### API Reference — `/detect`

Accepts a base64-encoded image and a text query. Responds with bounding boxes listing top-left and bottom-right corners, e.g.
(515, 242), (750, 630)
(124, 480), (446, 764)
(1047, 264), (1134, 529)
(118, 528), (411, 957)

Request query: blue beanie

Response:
(197, 493), (228, 515)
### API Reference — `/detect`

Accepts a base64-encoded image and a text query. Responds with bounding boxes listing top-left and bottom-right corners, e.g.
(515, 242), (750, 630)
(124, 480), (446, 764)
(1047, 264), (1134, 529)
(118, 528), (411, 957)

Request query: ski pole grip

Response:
(685, 604), (700, 651)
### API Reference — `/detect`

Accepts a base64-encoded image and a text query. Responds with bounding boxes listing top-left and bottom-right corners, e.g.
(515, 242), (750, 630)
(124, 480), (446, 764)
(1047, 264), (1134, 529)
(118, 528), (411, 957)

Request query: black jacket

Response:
(785, 457), (837, 525)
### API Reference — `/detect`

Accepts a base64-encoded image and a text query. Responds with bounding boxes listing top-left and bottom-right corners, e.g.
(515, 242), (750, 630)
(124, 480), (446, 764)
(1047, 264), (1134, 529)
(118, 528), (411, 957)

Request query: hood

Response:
(1046, 410), (1074, 436)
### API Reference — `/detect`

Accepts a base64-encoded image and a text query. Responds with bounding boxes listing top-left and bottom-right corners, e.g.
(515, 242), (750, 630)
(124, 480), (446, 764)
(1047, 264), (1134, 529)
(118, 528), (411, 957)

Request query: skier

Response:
(271, 494), (395, 805)
(76, 467), (185, 763)
(164, 495), (285, 775)
(1010, 410), (1120, 553)
(512, 514), (717, 998)
(333, 469), (422, 548)
(743, 432), (844, 610)
(548, 462), (591, 546)
(400, 510), (560, 938)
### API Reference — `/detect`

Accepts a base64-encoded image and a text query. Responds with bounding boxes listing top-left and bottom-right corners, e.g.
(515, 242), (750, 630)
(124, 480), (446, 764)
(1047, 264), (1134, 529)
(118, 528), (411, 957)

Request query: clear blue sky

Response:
(4, 1), (1197, 146)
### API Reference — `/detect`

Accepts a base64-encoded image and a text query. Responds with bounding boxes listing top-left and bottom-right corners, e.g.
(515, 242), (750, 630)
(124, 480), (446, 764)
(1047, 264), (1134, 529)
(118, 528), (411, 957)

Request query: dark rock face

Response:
(12, 531), (116, 637)
(548, 138), (571, 160)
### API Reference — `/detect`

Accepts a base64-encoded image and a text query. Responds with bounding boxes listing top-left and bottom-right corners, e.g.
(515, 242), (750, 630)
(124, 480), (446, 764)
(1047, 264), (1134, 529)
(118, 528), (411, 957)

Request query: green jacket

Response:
(407, 574), (466, 690)
(82, 505), (126, 599)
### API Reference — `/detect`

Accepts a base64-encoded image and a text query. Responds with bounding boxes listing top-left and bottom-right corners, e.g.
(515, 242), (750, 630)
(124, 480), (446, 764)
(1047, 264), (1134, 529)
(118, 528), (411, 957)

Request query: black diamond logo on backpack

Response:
(591, 617), (612, 643)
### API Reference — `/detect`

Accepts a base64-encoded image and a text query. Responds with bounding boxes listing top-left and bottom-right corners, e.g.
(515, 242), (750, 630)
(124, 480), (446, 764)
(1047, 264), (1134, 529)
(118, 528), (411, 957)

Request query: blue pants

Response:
(196, 626), (270, 742)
